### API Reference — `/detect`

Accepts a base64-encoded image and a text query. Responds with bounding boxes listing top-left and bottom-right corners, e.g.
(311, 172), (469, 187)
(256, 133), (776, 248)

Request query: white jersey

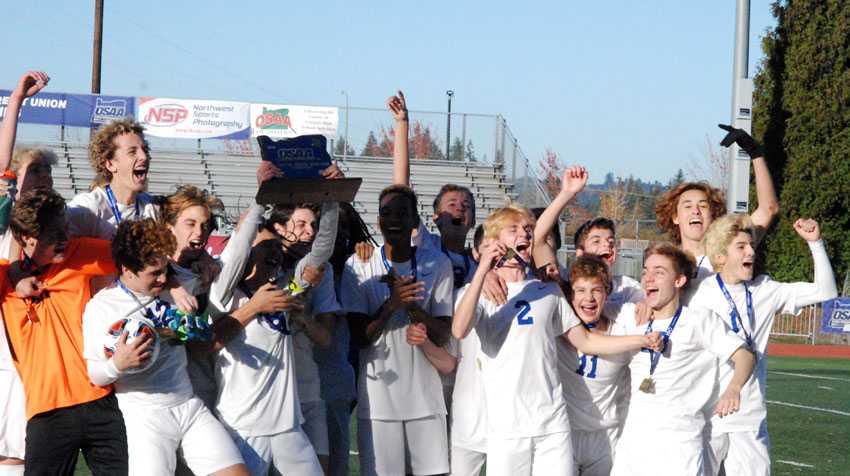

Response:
(340, 245), (454, 421)
(213, 287), (303, 436)
(612, 303), (744, 437)
(83, 285), (193, 408)
(557, 325), (631, 432)
(449, 330), (487, 451)
(682, 254), (714, 305)
(67, 187), (159, 240)
(689, 243), (836, 434)
(414, 223), (476, 289)
(460, 279), (580, 439)
(604, 274), (644, 317)
(289, 268), (341, 404)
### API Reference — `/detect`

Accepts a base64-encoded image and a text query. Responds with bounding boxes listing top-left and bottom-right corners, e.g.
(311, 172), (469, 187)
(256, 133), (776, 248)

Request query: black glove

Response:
(718, 124), (765, 159)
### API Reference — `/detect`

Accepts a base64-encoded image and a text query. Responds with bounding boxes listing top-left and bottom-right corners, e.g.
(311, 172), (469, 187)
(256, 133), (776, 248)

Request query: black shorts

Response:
(25, 392), (128, 476)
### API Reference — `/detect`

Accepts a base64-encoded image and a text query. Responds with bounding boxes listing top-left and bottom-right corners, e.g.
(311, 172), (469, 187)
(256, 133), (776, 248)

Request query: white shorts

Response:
(450, 446), (486, 476)
(301, 400), (329, 456)
(229, 426), (322, 476)
(486, 431), (573, 476)
(358, 415), (449, 476)
(707, 424), (770, 476)
(612, 426), (704, 476)
(572, 427), (619, 476)
(119, 396), (244, 476)
(0, 369), (26, 460)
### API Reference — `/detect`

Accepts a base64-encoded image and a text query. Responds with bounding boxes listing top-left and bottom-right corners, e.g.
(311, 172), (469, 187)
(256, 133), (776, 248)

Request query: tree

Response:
(668, 168), (685, 188)
(752, 0), (850, 282)
(409, 121), (444, 160)
(449, 137), (464, 161)
(687, 135), (730, 191)
(333, 137), (355, 157)
(465, 140), (477, 162)
(361, 131), (382, 157)
(538, 148), (563, 200)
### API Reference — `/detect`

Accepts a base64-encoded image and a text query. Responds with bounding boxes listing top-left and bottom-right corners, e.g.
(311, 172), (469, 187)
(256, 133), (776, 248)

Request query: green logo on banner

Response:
(255, 107), (294, 130)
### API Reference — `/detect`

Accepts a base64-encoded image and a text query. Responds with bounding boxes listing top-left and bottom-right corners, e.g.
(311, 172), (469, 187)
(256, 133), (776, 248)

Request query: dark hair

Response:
(531, 207), (562, 250)
(433, 184), (475, 213)
(472, 224), (485, 252)
(112, 218), (177, 273)
(264, 203), (320, 236)
(643, 242), (696, 290)
(10, 188), (66, 242)
(573, 217), (616, 250)
(378, 185), (421, 227)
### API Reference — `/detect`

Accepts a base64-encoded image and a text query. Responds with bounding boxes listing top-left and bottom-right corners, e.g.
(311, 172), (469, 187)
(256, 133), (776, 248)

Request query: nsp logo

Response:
(144, 104), (188, 127)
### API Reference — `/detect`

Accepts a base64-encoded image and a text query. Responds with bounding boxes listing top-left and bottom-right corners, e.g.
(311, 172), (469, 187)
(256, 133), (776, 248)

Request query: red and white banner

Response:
(138, 97), (250, 139)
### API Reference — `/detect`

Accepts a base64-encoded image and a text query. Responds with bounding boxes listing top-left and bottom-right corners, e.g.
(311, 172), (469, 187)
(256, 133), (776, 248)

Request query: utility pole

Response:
(91, 0), (104, 94)
(445, 90), (454, 160)
(726, 0), (754, 213)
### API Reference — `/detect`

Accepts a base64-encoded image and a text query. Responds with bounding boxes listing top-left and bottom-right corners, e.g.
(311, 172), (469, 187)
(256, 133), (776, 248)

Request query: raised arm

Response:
(718, 124), (779, 240)
(789, 219), (838, 307)
(714, 346), (755, 418)
(532, 165), (587, 270)
(564, 324), (661, 356)
(452, 241), (504, 339)
(388, 91), (409, 186)
(0, 71), (50, 172)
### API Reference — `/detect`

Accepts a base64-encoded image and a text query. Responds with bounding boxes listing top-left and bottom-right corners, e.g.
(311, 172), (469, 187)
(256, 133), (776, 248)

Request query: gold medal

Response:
(639, 377), (655, 394)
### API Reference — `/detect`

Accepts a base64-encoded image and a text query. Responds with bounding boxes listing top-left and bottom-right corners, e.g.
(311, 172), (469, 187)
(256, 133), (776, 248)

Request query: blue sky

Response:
(1, 1), (777, 183)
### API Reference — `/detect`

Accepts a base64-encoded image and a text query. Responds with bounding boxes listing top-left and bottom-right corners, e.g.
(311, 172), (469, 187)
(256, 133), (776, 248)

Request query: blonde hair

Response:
(702, 213), (754, 270)
(483, 204), (535, 240)
(88, 118), (148, 187)
(10, 147), (58, 174)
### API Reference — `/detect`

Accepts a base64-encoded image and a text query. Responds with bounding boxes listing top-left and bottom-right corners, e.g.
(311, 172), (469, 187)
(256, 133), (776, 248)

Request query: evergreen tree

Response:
(752, 0), (850, 281)
(465, 140), (477, 162)
(361, 131), (382, 157)
(449, 137), (464, 161)
(333, 137), (355, 157)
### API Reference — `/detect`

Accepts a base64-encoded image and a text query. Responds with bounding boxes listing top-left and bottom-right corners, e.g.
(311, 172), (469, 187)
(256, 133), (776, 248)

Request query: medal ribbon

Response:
(116, 278), (159, 323)
(105, 185), (140, 224)
(644, 305), (683, 377)
(715, 274), (755, 349)
(441, 243), (470, 288)
(381, 245), (417, 282)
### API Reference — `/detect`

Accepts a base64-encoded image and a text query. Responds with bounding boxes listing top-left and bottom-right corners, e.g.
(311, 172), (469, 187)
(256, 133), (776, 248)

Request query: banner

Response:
(0, 90), (134, 128)
(250, 104), (338, 139)
(821, 298), (850, 334)
(138, 97), (250, 140)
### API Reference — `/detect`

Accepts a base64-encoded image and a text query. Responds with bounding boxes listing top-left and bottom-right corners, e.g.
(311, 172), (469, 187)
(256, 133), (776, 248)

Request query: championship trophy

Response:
(255, 134), (361, 204)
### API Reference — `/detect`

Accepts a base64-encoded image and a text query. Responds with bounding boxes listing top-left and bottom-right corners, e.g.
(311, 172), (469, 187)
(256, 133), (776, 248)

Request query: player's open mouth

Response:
(742, 260), (753, 270)
(580, 303), (598, 314)
(515, 243), (530, 252)
(645, 287), (659, 298)
(188, 239), (204, 250)
(450, 216), (463, 226)
(132, 167), (148, 183)
(53, 242), (67, 255)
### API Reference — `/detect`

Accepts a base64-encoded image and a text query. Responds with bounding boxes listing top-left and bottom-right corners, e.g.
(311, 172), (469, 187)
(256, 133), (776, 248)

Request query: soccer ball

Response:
(103, 316), (160, 374)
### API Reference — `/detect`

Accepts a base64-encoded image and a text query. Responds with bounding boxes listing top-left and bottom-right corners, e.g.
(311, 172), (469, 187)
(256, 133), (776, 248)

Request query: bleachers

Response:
(25, 142), (515, 241)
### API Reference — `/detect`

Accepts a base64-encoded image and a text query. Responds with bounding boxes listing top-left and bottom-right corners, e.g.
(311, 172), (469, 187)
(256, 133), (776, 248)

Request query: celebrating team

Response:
(0, 71), (838, 476)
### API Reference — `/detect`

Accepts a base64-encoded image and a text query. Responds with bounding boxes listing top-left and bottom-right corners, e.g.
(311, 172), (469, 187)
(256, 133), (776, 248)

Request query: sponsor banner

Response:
(0, 90), (134, 128)
(250, 104), (338, 139)
(138, 97), (250, 139)
(821, 298), (850, 334)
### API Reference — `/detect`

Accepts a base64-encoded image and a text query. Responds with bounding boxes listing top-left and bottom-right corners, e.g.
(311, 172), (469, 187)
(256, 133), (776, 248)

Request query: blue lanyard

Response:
(644, 306), (683, 376)
(116, 278), (158, 323)
(381, 245), (417, 282)
(105, 185), (140, 224)
(693, 256), (707, 279)
(715, 274), (755, 349)
(441, 243), (471, 288)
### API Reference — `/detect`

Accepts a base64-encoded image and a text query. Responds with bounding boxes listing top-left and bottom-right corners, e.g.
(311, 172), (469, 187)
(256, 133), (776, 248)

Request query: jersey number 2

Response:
(576, 354), (598, 379)
(515, 300), (534, 326)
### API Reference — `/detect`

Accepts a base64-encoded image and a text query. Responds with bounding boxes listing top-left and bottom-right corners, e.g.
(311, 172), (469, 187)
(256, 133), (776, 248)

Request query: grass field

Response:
(72, 354), (849, 475)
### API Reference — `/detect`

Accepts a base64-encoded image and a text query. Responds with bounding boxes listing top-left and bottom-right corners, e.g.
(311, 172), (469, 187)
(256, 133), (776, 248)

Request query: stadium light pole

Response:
(726, 0), (753, 213)
(341, 90), (350, 162)
(446, 90), (454, 160)
(91, 0), (104, 94)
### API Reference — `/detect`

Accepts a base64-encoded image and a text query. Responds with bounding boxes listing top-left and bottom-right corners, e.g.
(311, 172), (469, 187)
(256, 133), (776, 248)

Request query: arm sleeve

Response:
(82, 300), (121, 386)
(294, 202), (339, 289)
(776, 240), (839, 314)
(87, 358), (120, 387)
(65, 194), (99, 239)
(428, 256), (454, 317)
(208, 204), (264, 313)
(69, 238), (116, 276)
(555, 292), (581, 336)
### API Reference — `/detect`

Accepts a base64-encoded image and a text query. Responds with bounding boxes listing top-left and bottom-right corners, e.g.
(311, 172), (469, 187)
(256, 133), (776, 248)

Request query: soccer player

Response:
(0, 69), (51, 476)
(452, 205), (663, 476)
(654, 125), (779, 295)
(690, 215), (837, 476)
(83, 218), (248, 476)
(558, 255), (634, 476)
(610, 243), (756, 476)
(1, 188), (127, 475)
(341, 184), (456, 476)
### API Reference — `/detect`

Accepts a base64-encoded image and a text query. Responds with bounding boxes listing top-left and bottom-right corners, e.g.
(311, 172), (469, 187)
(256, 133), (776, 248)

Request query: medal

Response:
(639, 377), (655, 394)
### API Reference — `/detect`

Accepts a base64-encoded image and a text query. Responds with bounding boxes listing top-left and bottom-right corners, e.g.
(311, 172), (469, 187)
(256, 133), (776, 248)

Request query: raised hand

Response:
(355, 241), (375, 262)
(112, 331), (153, 372)
(250, 282), (303, 315)
(387, 90), (408, 122)
(257, 161), (284, 185)
(301, 264), (326, 288)
(793, 218), (820, 242)
(13, 71), (50, 99)
(718, 124), (764, 159)
(321, 162), (345, 179)
(478, 238), (506, 272)
(561, 165), (588, 196)
(170, 285), (199, 314)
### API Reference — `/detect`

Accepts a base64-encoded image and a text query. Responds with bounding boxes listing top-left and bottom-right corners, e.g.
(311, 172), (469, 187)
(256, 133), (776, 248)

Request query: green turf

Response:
(71, 355), (850, 475)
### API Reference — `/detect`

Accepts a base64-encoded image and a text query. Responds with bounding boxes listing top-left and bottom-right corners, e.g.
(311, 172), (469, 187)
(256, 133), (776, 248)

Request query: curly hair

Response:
(654, 182), (726, 243)
(568, 254), (613, 298)
(112, 218), (177, 273)
(573, 217), (616, 250)
(702, 213), (754, 271)
(160, 185), (224, 235)
(643, 242), (697, 290)
(88, 118), (148, 186)
(10, 188), (66, 242)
